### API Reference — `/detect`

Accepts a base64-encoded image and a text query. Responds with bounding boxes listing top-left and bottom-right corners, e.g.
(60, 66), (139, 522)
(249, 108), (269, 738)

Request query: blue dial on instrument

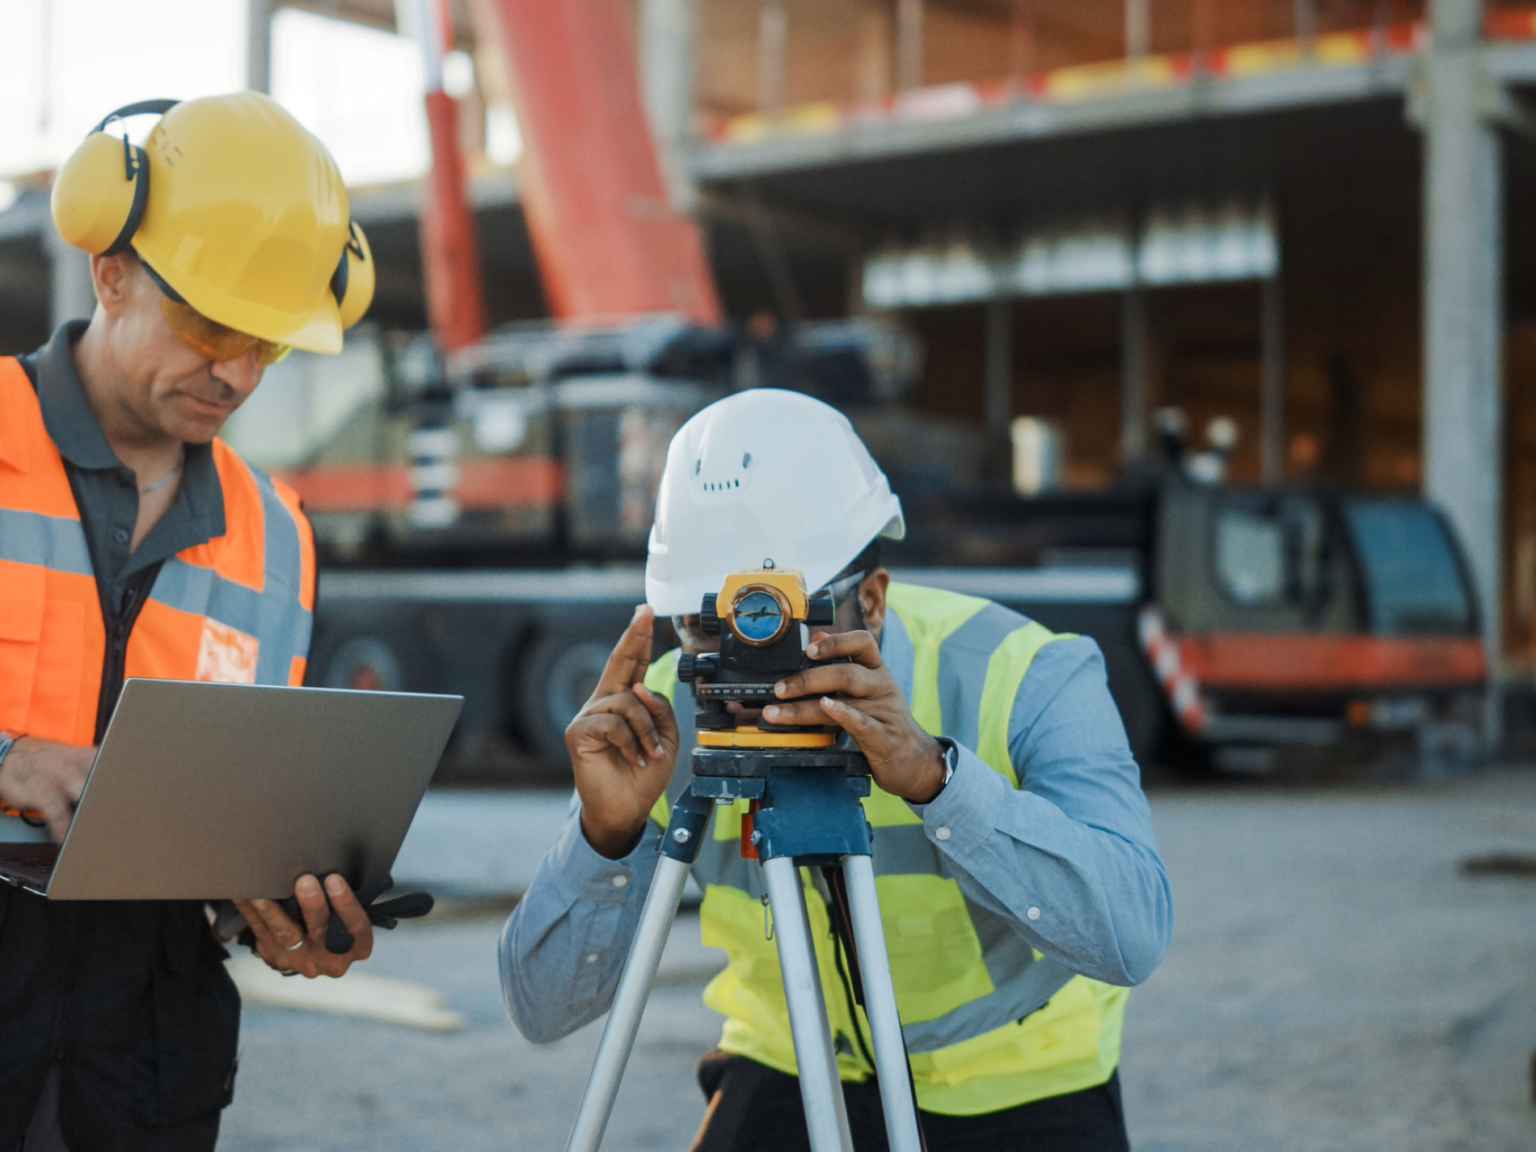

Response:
(734, 590), (785, 643)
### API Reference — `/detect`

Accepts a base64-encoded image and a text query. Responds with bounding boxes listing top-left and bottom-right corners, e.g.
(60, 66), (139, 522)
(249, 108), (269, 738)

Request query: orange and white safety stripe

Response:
(1137, 606), (1210, 736)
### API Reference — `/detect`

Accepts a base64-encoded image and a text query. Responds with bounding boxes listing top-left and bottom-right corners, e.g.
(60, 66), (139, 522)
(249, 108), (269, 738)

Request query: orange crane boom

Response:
(481, 0), (722, 325)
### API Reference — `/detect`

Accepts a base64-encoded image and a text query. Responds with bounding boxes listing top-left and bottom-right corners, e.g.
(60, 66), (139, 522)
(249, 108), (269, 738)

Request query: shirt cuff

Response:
(908, 740), (1009, 857)
(546, 806), (658, 907)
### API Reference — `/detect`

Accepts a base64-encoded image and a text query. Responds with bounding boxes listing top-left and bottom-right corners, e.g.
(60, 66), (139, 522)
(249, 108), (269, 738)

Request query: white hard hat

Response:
(645, 389), (905, 616)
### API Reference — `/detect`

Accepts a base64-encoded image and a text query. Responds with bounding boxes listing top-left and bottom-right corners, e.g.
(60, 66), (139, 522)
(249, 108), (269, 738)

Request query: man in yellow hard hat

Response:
(0, 92), (375, 1151)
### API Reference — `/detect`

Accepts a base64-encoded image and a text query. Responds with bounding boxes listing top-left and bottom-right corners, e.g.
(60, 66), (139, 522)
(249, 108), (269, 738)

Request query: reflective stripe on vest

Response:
(644, 582), (1127, 1115)
(0, 357), (314, 747)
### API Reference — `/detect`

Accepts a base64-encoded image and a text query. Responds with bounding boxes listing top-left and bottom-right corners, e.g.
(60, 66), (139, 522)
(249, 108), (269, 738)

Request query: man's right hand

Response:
(567, 605), (680, 859)
(0, 738), (94, 843)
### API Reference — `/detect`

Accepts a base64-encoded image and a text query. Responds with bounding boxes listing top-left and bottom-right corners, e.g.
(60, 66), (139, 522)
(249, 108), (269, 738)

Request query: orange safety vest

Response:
(0, 356), (315, 751)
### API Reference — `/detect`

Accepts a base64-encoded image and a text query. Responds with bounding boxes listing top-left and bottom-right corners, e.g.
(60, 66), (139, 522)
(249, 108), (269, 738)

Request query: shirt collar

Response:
(32, 320), (225, 541)
(36, 320), (120, 471)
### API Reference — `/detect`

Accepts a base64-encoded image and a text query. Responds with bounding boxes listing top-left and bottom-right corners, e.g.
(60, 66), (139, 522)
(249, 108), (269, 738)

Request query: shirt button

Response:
(1027, 906), (1041, 921)
(585, 953), (599, 964)
(611, 874), (629, 888)
(113, 528), (129, 544)
(934, 826), (951, 841)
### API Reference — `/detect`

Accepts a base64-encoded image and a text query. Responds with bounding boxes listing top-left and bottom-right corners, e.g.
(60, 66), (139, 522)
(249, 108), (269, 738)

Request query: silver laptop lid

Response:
(48, 679), (462, 901)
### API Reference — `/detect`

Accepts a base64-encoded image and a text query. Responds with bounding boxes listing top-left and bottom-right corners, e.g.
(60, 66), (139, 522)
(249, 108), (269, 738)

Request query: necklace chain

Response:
(139, 450), (184, 496)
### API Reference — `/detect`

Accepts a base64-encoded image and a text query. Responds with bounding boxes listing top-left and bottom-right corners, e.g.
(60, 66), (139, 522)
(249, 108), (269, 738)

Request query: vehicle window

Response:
(1214, 496), (1329, 609)
(1343, 500), (1473, 635)
(1216, 508), (1284, 604)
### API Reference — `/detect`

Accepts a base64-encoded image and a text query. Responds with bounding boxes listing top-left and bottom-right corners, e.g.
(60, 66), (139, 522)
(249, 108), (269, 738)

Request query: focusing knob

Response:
(807, 594), (836, 626)
(677, 653), (697, 683)
(700, 593), (721, 636)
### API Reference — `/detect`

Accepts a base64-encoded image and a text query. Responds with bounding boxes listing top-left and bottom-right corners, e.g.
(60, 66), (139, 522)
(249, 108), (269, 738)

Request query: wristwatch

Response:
(936, 738), (957, 791)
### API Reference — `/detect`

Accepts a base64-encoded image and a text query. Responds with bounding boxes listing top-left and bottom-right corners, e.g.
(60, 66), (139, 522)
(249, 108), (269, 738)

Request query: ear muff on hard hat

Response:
(51, 99), (180, 257)
(50, 93), (374, 355)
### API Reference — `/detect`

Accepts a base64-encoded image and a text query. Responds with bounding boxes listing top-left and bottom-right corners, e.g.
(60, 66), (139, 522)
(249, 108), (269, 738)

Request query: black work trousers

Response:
(692, 1052), (1130, 1152)
(0, 886), (236, 1152)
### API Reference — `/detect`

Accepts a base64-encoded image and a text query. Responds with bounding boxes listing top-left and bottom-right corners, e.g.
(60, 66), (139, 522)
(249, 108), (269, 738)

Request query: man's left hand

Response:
(234, 874), (374, 979)
(763, 631), (947, 804)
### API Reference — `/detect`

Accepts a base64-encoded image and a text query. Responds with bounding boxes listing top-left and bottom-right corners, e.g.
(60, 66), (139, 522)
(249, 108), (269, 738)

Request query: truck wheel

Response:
(321, 636), (405, 692)
(514, 633), (612, 762)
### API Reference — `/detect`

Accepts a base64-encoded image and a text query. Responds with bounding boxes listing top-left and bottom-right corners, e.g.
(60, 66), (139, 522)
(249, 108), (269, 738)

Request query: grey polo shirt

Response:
(17, 321), (226, 736)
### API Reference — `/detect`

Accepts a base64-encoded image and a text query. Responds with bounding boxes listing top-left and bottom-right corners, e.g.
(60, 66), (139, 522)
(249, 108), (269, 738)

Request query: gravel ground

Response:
(217, 770), (1536, 1152)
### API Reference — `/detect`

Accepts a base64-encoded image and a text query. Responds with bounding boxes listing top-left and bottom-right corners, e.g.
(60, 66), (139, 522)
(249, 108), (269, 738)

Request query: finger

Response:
(238, 898), (291, 952)
(818, 696), (881, 737)
(773, 663), (882, 702)
(804, 630), (882, 669)
(324, 874), (375, 961)
(44, 804), (72, 845)
(601, 689), (662, 760)
(634, 683), (680, 751)
(577, 712), (645, 769)
(593, 606), (656, 699)
(761, 699), (840, 726)
(293, 874), (331, 942)
(583, 698), (654, 766)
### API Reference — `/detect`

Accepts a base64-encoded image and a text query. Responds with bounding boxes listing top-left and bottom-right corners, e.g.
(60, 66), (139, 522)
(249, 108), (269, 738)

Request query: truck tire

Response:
(514, 632), (612, 762)
(320, 635), (405, 693)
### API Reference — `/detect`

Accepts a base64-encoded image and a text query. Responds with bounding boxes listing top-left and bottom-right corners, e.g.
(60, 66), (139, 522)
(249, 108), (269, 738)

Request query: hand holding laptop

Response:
(0, 737), (94, 843)
(235, 873), (375, 978)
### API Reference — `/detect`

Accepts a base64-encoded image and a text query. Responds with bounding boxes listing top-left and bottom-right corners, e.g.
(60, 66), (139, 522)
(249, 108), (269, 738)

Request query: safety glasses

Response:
(141, 257), (291, 367)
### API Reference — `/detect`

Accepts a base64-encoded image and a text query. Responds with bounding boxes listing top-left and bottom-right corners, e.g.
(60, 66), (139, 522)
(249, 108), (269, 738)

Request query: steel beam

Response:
(1121, 283), (1147, 466)
(1260, 275), (1286, 484)
(1422, 0), (1504, 723)
(639, 0), (701, 210)
(247, 0), (273, 94)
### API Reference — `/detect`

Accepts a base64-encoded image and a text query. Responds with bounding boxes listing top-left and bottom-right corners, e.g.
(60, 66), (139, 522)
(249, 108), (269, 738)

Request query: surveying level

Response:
(566, 565), (923, 1152)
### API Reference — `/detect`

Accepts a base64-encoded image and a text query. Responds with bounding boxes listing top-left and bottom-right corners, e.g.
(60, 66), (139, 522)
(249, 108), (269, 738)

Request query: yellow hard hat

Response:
(51, 93), (373, 355)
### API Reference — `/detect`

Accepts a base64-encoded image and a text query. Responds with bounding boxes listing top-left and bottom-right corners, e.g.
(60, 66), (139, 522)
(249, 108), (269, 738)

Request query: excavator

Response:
(234, 0), (1487, 779)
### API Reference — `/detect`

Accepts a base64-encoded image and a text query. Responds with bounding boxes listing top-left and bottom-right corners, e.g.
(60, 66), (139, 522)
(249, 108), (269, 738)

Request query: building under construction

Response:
(3, 0), (1535, 696)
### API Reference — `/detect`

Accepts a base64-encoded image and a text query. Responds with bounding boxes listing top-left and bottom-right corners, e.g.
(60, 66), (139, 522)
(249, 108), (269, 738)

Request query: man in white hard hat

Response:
(501, 389), (1173, 1151)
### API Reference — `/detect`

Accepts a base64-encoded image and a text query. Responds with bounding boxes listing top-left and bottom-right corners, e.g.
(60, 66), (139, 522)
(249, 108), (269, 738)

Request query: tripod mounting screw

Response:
(672, 827), (692, 845)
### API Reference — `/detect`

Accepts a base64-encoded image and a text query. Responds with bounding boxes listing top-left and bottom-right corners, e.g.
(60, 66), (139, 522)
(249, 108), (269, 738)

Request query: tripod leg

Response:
(842, 855), (923, 1152)
(761, 855), (856, 1152)
(565, 853), (692, 1152)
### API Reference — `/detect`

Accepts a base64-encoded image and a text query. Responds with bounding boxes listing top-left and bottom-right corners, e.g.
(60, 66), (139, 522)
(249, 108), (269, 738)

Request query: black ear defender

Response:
(51, 99), (180, 257)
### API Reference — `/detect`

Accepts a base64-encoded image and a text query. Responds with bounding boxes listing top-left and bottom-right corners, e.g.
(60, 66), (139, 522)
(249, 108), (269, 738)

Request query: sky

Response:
(0, 0), (505, 190)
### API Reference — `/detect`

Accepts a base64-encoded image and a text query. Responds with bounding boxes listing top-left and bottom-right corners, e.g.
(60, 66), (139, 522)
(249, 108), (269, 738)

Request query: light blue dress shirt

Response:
(500, 624), (1174, 1045)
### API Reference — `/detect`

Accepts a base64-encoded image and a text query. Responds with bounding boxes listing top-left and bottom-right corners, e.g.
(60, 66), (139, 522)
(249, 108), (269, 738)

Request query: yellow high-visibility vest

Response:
(645, 581), (1127, 1116)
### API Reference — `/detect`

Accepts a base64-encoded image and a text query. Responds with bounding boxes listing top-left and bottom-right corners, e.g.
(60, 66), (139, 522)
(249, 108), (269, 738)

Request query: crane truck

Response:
(221, 0), (1486, 779)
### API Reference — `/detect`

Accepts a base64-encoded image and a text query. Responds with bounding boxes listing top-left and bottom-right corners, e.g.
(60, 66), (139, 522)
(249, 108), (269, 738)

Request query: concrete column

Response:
(639, 0), (700, 210)
(897, 0), (924, 92)
(1423, 0), (1504, 710)
(1295, 0), (1317, 53)
(758, 0), (787, 112)
(1121, 283), (1148, 466)
(1125, 0), (1151, 62)
(247, 0), (273, 93)
(1260, 275), (1286, 484)
(47, 228), (97, 331)
(984, 298), (1013, 439)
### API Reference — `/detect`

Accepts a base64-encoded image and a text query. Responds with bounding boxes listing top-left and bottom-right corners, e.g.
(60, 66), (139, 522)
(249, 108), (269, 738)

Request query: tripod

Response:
(565, 748), (923, 1152)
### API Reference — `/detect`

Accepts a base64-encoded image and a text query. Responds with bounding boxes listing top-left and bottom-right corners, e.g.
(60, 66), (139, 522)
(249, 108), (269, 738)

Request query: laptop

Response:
(0, 678), (463, 900)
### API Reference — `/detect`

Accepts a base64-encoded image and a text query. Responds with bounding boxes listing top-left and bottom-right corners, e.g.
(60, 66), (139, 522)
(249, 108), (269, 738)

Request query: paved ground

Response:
(219, 771), (1536, 1151)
